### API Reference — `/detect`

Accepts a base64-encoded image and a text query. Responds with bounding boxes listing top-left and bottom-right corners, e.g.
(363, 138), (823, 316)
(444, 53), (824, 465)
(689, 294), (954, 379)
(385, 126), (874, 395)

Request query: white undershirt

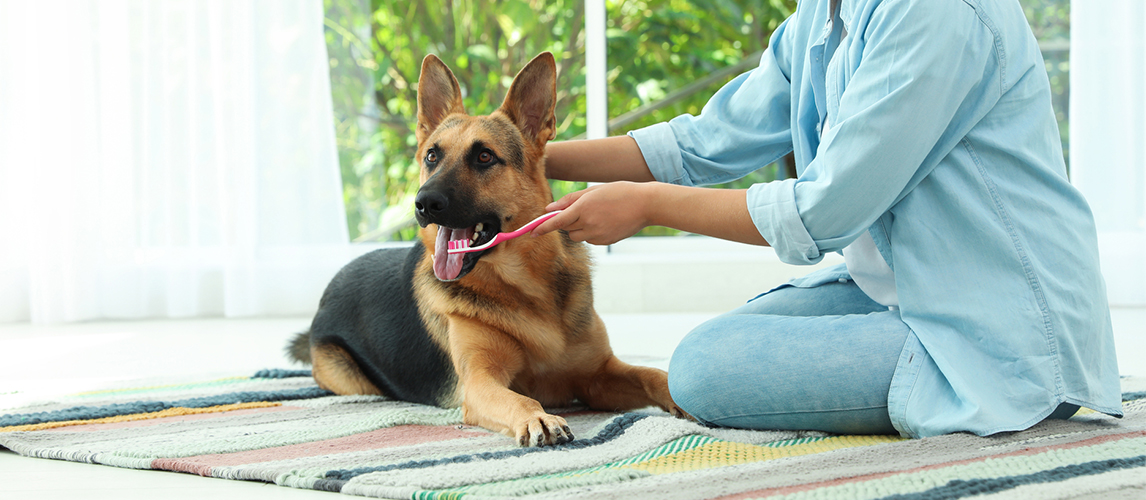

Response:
(843, 231), (899, 307)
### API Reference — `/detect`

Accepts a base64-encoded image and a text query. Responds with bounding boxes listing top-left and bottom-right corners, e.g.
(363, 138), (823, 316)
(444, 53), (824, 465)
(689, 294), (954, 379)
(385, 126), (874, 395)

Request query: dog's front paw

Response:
(515, 413), (574, 447)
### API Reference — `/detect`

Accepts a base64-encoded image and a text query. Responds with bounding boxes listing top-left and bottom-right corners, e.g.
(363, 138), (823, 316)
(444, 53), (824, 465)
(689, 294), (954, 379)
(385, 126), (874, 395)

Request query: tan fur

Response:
(326, 52), (687, 446)
(311, 343), (385, 396)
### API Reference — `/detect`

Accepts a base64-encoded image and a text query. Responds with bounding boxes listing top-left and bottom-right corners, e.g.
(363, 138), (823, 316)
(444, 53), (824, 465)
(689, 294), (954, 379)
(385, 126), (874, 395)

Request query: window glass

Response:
(325, 0), (588, 241)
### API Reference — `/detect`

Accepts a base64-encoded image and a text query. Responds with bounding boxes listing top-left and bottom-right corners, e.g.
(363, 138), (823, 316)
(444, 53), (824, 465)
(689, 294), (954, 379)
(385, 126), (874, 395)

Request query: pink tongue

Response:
(433, 226), (470, 281)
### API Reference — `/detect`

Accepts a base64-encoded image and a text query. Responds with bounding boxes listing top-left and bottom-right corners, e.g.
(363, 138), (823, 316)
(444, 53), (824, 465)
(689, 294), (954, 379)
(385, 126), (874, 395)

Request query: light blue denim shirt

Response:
(629, 0), (1122, 438)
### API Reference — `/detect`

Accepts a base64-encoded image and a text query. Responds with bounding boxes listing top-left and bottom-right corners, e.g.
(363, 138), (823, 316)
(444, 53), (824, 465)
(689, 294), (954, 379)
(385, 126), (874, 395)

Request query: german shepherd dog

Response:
(288, 52), (685, 447)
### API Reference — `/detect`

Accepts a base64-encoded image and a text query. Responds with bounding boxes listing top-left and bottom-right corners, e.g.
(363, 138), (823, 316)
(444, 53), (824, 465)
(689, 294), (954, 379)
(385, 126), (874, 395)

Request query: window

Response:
(325, 0), (1071, 241)
(323, 0), (589, 242)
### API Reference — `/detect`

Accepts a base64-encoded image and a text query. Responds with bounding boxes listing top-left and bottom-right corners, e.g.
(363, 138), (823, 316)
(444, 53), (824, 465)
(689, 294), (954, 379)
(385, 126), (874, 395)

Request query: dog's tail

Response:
(286, 331), (312, 365)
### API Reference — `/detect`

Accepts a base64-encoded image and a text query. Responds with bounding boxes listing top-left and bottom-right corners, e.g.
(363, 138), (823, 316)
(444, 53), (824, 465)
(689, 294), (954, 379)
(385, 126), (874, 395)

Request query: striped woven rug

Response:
(2, 370), (1144, 500)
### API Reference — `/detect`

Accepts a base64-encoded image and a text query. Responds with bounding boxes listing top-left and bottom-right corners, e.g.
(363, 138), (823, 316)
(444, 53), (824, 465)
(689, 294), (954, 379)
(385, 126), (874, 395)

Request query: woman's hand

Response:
(531, 182), (651, 245)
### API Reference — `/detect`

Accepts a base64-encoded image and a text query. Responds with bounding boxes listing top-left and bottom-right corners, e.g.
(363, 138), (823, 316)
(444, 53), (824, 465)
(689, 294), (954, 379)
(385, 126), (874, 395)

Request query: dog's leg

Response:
(578, 355), (692, 419)
(311, 343), (385, 396)
(448, 316), (574, 447)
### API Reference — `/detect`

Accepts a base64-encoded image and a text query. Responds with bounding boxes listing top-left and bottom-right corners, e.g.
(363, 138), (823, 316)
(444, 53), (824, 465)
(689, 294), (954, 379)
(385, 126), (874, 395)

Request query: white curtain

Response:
(1071, 1), (1146, 307)
(0, 0), (351, 324)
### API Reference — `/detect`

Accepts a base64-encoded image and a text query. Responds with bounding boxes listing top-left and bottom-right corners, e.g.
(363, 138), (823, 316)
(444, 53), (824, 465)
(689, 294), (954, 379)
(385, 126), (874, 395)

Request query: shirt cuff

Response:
(627, 122), (691, 186)
(747, 179), (823, 265)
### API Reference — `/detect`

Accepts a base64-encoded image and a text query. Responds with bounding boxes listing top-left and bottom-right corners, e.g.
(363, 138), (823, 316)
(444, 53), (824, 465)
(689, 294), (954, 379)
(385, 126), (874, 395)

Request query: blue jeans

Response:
(668, 278), (1080, 435)
(668, 279), (909, 435)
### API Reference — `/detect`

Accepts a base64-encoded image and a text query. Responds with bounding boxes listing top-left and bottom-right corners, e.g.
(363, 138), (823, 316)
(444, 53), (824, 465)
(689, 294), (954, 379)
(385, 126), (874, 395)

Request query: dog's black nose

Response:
(414, 190), (449, 218)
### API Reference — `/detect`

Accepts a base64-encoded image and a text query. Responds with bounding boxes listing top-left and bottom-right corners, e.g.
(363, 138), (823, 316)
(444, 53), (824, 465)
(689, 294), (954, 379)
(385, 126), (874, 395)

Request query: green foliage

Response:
(605, 0), (791, 135)
(1023, 0), (1069, 40)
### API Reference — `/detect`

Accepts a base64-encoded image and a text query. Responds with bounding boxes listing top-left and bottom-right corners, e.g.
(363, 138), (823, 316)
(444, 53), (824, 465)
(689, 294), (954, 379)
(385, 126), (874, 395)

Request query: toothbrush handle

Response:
(504, 210), (562, 238)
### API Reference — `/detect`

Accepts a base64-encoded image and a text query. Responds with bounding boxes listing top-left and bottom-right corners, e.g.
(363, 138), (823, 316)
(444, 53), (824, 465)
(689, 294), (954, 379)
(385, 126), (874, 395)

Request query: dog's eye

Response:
(468, 145), (499, 170)
(425, 150), (438, 164)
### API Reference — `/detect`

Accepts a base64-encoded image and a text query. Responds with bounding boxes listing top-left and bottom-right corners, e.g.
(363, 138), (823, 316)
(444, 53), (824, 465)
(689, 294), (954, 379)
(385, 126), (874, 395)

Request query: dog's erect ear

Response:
(499, 52), (557, 145)
(417, 54), (466, 143)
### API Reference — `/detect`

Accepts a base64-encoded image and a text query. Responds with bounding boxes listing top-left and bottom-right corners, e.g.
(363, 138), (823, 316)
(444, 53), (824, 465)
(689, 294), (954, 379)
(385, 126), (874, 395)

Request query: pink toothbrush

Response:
(447, 211), (562, 254)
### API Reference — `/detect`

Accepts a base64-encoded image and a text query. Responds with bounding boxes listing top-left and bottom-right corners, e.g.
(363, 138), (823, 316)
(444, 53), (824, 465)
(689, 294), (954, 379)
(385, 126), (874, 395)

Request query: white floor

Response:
(0, 309), (1142, 499)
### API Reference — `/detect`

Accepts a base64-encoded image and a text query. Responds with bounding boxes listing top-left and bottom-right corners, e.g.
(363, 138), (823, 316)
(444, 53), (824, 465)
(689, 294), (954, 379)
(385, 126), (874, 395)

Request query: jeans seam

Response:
(704, 405), (890, 424)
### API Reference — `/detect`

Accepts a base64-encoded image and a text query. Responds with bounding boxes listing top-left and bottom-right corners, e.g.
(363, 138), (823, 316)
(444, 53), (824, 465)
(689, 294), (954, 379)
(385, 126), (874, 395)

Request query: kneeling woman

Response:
(530, 0), (1121, 437)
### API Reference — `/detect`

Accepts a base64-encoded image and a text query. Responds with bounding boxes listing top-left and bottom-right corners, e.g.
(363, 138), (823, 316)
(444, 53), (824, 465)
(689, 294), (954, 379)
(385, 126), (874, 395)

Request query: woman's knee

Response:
(667, 318), (737, 423)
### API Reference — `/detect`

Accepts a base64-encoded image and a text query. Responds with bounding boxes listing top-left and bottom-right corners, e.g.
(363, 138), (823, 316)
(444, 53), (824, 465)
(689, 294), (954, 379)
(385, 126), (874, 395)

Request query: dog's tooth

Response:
(475, 223), (484, 233)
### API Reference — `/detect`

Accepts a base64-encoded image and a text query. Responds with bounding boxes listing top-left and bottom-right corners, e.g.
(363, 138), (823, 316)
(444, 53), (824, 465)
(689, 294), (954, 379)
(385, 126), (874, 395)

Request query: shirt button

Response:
(838, 278), (848, 283)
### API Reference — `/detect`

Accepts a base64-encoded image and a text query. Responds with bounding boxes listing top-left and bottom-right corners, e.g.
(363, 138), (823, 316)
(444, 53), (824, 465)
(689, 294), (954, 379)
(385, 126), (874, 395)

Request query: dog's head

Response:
(413, 52), (558, 282)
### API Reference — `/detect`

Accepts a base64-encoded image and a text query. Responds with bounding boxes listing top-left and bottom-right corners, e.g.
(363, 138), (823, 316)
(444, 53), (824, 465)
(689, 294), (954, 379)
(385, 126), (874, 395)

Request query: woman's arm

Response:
(544, 136), (656, 183)
(531, 181), (769, 247)
(539, 136), (766, 245)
